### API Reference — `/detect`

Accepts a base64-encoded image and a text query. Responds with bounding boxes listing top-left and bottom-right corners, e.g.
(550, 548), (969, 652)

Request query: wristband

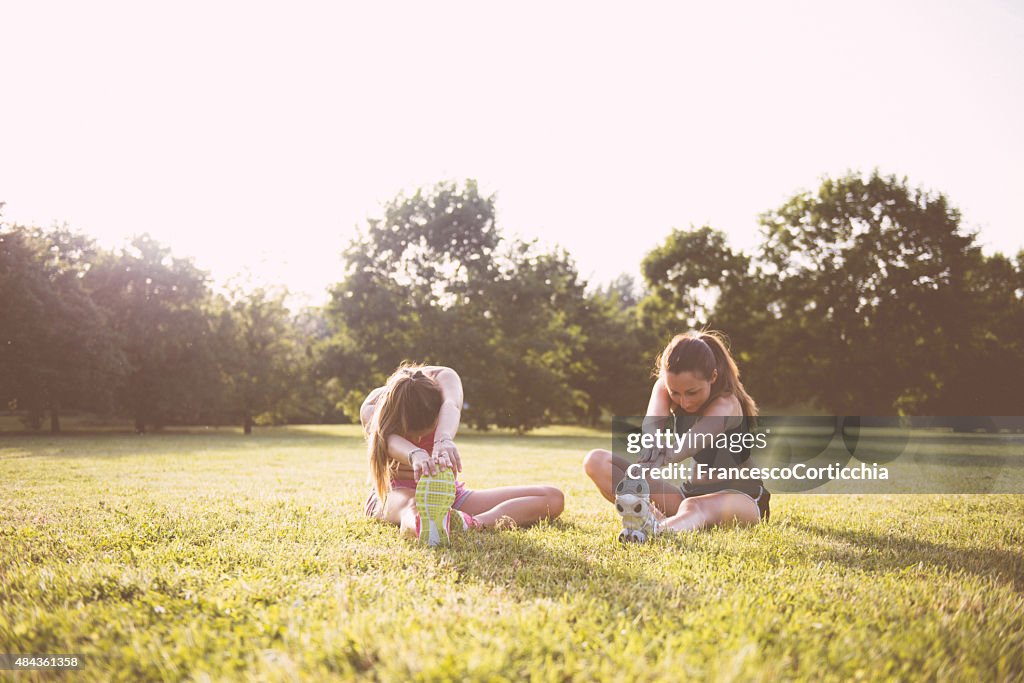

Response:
(408, 448), (429, 467)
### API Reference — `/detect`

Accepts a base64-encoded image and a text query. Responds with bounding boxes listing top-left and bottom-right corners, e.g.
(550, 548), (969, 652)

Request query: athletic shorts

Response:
(363, 478), (474, 518)
(679, 481), (771, 522)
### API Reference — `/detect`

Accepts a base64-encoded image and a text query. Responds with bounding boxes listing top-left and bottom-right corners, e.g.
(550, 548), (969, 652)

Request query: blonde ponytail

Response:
(366, 364), (444, 502)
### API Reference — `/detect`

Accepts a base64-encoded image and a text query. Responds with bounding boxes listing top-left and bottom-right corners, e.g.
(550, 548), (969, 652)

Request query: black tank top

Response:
(671, 411), (766, 499)
(670, 412), (754, 467)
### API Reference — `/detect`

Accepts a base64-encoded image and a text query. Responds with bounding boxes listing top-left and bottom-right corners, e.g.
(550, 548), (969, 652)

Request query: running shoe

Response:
(414, 469), (457, 547)
(615, 477), (658, 543)
(447, 509), (482, 535)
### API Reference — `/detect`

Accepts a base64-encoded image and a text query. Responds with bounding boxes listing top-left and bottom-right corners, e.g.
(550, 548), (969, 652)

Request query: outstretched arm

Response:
(424, 366), (464, 440)
(637, 379), (673, 464)
(423, 366), (464, 474)
(359, 367), (465, 475)
(385, 433), (442, 478)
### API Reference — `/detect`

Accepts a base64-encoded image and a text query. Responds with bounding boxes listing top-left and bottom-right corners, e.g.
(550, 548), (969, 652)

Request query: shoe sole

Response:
(615, 495), (657, 543)
(415, 470), (457, 547)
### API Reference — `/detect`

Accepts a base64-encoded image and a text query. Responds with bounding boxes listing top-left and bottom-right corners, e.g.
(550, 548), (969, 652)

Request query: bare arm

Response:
(423, 366), (464, 474)
(359, 386), (387, 433)
(644, 378), (672, 420)
(638, 380), (743, 465)
(360, 386), (429, 470)
(385, 434), (426, 465)
(666, 395), (743, 464)
(636, 379), (673, 463)
(424, 366), (464, 440)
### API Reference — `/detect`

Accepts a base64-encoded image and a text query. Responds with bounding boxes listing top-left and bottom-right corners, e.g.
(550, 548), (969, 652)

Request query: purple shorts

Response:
(363, 478), (474, 518)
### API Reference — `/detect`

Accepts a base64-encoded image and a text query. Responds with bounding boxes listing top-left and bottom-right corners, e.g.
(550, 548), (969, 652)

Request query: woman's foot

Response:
(617, 509), (659, 543)
(615, 477), (658, 543)
(447, 509), (482, 533)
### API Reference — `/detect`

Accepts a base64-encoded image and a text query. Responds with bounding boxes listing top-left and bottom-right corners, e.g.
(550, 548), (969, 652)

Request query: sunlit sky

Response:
(3, 1), (1022, 307)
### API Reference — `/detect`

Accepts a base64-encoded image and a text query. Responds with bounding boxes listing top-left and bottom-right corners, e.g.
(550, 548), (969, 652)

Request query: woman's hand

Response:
(409, 449), (437, 479)
(431, 435), (462, 475)
(637, 414), (672, 467)
(638, 444), (668, 467)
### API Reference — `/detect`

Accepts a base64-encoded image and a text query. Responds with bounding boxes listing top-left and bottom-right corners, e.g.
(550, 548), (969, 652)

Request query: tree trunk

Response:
(243, 412), (253, 435)
(135, 413), (146, 434)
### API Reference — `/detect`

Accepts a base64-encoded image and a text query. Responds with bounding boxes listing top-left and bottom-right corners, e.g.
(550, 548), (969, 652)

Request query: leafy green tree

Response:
(638, 225), (751, 347)
(213, 285), (297, 434)
(572, 286), (651, 423)
(928, 250), (1024, 415)
(757, 170), (978, 414)
(0, 224), (124, 431)
(288, 306), (347, 424)
(314, 322), (376, 423)
(327, 180), (499, 391)
(634, 226), (779, 412)
(84, 235), (219, 432)
(465, 240), (588, 430)
(326, 180), (591, 430)
(325, 181), (500, 419)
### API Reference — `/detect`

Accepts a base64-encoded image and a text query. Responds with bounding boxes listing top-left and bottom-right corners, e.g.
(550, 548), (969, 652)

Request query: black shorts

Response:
(680, 481), (771, 521)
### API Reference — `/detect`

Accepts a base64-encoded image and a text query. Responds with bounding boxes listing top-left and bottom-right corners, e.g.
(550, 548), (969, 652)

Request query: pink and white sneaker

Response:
(446, 509), (482, 534)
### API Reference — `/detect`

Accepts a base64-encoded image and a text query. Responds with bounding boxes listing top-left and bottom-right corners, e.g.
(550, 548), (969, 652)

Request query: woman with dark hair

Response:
(582, 331), (770, 541)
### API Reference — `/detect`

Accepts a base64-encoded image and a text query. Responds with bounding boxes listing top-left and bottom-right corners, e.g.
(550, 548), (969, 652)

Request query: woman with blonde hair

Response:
(582, 331), (770, 541)
(362, 363), (564, 546)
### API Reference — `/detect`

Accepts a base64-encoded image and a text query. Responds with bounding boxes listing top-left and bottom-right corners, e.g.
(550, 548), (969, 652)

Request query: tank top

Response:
(412, 430), (435, 452)
(670, 413), (754, 467)
(671, 411), (766, 497)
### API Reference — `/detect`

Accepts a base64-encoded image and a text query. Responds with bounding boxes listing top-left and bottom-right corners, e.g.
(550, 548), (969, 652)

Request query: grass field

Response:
(1, 426), (1023, 682)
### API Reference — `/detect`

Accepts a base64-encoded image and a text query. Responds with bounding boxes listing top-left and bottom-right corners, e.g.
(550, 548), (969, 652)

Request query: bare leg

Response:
(369, 488), (419, 538)
(658, 491), (760, 533)
(456, 485), (564, 528)
(582, 448), (684, 515)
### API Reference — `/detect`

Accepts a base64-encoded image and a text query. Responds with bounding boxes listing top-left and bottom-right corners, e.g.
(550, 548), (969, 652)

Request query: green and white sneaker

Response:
(414, 470), (457, 547)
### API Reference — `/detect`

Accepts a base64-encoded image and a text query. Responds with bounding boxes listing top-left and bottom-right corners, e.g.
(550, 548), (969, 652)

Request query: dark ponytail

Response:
(655, 330), (758, 418)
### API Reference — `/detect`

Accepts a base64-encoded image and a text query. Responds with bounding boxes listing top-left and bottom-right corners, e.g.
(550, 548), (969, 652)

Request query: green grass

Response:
(1, 426), (1023, 682)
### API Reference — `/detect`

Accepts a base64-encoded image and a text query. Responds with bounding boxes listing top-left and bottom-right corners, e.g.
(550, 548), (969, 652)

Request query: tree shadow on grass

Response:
(790, 520), (1024, 592)
(433, 522), (697, 610)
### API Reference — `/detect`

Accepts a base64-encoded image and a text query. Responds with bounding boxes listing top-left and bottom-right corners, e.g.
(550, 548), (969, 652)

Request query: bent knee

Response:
(582, 448), (610, 476)
(544, 486), (565, 518)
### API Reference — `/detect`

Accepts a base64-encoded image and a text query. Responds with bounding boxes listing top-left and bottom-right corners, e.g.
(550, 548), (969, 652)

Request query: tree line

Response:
(2, 172), (1021, 434)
